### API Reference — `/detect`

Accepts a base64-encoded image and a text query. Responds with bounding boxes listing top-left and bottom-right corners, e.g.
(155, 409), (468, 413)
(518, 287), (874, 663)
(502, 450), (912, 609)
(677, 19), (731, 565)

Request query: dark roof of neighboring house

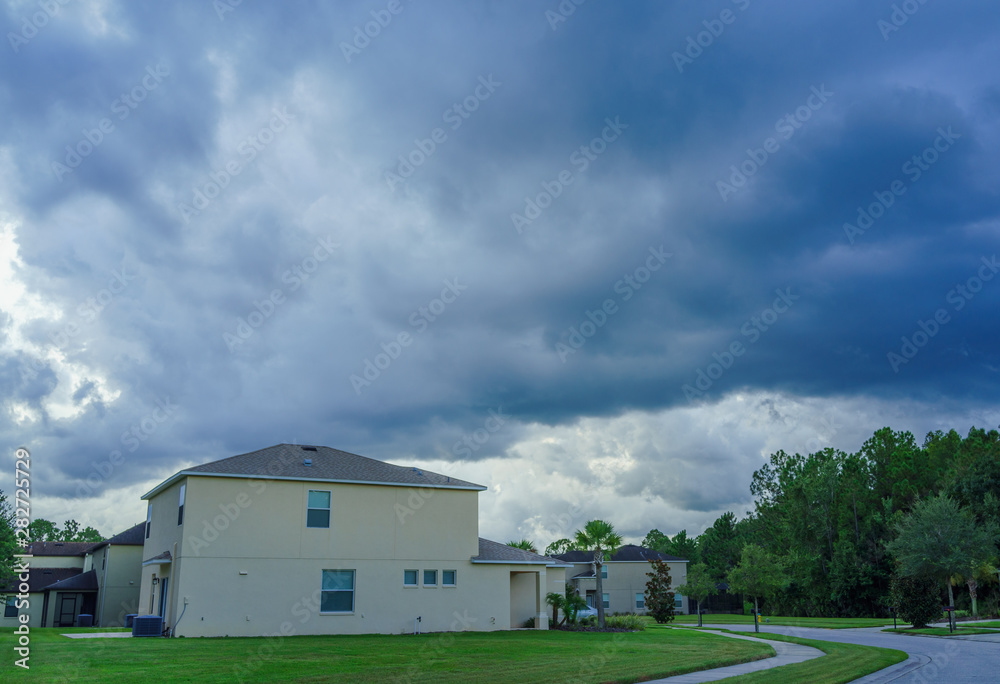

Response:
(40, 569), (98, 592)
(88, 522), (146, 551)
(554, 544), (688, 564)
(24, 541), (94, 557)
(471, 538), (571, 566)
(143, 444), (485, 499)
(572, 570), (596, 579)
(2, 568), (83, 593)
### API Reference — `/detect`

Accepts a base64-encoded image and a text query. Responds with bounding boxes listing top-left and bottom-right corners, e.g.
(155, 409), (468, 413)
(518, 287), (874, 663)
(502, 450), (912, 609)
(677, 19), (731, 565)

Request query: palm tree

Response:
(545, 592), (565, 627)
(573, 519), (623, 628)
(507, 539), (538, 553)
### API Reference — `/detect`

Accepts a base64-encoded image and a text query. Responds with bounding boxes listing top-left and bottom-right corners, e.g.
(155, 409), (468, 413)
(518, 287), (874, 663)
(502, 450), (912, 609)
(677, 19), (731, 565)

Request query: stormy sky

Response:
(2, 0), (999, 547)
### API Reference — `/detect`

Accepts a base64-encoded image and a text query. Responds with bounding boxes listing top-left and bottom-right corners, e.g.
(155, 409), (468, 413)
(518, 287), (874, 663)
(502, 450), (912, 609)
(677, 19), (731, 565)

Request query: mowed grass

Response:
(715, 631), (908, 684)
(0, 626), (774, 683)
(670, 614), (896, 629)
(958, 620), (1000, 629)
(883, 626), (1000, 636)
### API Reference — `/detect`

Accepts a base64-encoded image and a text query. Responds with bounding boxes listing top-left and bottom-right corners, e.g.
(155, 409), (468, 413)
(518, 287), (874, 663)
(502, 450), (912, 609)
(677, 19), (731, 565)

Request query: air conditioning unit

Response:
(124, 614), (138, 628)
(132, 615), (164, 637)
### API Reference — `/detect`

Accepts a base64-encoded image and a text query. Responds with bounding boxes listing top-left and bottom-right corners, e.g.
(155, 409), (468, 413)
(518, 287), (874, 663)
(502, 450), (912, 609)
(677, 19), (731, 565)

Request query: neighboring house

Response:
(138, 444), (569, 637)
(1, 525), (145, 629)
(554, 544), (689, 615)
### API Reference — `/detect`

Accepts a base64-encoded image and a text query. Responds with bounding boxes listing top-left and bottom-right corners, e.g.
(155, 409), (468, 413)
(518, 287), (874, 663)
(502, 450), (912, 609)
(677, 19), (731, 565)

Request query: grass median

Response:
(883, 626), (1000, 636)
(714, 631), (907, 684)
(671, 614), (896, 629)
(0, 626), (773, 683)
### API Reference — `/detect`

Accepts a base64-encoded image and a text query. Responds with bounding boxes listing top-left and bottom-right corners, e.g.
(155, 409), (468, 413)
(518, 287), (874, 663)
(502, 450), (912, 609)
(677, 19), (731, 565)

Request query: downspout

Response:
(99, 546), (110, 626)
(169, 541), (178, 636)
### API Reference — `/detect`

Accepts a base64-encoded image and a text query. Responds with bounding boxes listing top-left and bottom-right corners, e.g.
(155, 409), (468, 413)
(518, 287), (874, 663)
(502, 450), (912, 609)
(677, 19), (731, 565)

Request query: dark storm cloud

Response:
(1, 0), (999, 527)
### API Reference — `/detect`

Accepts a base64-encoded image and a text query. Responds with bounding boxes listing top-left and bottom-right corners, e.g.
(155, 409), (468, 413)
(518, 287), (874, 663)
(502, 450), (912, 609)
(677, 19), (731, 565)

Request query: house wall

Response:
(568, 561), (689, 615)
(141, 474), (507, 636)
(509, 571), (538, 627)
(25, 556), (83, 570)
(97, 545), (143, 626)
(0, 593), (44, 629)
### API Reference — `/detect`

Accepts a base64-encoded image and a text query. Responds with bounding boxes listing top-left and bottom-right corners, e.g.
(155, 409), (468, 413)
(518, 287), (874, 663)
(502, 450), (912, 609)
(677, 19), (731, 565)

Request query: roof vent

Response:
(301, 446), (317, 452)
(54, 542), (63, 546)
(304, 458), (313, 466)
(412, 467), (423, 476)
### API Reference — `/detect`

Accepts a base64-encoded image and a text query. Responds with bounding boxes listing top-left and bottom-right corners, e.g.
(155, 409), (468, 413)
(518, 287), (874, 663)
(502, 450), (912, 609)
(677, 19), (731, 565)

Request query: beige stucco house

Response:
(138, 444), (568, 637)
(1, 524), (144, 629)
(554, 545), (689, 615)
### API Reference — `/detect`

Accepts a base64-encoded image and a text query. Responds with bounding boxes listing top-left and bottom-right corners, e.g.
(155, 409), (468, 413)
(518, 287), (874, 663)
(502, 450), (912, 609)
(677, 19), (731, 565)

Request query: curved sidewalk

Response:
(646, 628), (823, 683)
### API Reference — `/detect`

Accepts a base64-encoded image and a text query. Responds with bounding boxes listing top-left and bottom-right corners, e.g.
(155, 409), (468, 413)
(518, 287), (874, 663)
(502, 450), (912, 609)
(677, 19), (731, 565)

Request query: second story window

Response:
(177, 484), (186, 525)
(307, 490), (331, 528)
(146, 503), (152, 538)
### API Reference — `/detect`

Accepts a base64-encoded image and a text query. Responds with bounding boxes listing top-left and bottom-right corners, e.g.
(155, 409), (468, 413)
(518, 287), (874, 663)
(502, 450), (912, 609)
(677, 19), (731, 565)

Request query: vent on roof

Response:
(412, 467), (423, 476)
(54, 543), (64, 546)
(301, 446), (318, 451)
(304, 459), (312, 466)
(43, 569), (52, 574)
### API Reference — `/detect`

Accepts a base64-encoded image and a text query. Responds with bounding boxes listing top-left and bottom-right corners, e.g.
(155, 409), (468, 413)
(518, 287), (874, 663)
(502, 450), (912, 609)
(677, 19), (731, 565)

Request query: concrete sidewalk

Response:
(646, 629), (823, 683)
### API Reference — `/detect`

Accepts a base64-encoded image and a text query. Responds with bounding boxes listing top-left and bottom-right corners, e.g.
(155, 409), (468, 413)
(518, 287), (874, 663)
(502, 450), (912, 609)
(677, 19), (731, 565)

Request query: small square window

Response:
(4, 597), (17, 618)
(442, 570), (456, 586)
(423, 570), (437, 586)
(307, 490), (331, 528)
(635, 593), (645, 610)
(404, 570), (418, 586)
(674, 594), (683, 609)
(602, 593), (609, 609)
(601, 565), (607, 579)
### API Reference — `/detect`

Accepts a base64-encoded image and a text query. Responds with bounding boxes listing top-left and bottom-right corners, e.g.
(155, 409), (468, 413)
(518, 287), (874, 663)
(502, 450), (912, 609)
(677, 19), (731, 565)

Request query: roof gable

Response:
(143, 444), (485, 499)
(88, 522), (146, 551)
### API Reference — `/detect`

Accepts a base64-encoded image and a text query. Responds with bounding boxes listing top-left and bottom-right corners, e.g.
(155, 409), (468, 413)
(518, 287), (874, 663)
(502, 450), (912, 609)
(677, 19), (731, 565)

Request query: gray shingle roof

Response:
(2, 568), (83, 593)
(143, 551), (172, 564)
(88, 522), (146, 551)
(24, 541), (94, 557)
(471, 538), (571, 565)
(144, 444), (485, 499)
(40, 569), (98, 592)
(554, 544), (688, 563)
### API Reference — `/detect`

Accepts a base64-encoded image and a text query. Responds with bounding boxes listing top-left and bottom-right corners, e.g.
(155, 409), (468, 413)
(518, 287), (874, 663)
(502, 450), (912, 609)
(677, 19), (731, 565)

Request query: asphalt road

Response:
(701, 623), (1000, 683)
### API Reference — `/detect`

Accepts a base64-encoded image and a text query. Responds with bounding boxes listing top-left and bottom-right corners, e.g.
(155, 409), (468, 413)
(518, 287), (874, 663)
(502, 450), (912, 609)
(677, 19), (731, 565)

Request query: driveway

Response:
(700, 623), (1000, 683)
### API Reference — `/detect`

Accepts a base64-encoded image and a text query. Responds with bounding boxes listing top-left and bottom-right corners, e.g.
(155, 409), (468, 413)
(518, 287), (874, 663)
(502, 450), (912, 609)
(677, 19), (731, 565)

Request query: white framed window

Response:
(636, 593), (645, 609)
(601, 565), (608, 579)
(307, 490), (331, 528)
(602, 593), (610, 609)
(423, 569), (438, 586)
(145, 503), (152, 539)
(321, 570), (355, 613)
(442, 570), (456, 586)
(177, 484), (186, 525)
(674, 594), (683, 609)
(403, 570), (418, 586)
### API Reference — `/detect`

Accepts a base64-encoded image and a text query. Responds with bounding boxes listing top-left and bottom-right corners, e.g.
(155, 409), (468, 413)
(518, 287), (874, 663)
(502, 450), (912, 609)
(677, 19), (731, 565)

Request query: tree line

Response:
(640, 426), (1000, 618)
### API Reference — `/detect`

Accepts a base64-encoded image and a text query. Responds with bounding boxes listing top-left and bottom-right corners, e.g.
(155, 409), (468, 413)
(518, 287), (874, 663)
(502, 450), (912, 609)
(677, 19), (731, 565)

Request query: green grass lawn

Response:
(0, 626), (774, 683)
(958, 620), (1000, 629)
(670, 614), (897, 629)
(882, 626), (1000, 636)
(714, 631), (908, 683)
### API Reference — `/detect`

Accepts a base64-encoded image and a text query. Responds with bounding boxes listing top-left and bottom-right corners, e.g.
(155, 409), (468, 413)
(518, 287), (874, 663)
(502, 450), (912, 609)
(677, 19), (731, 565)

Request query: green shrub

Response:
(954, 609), (970, 619)
(605, 614), (646, 631)
(522, 617), (535, 628)
(889, 574), (942, 629)
(743, 600), (754, 616)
